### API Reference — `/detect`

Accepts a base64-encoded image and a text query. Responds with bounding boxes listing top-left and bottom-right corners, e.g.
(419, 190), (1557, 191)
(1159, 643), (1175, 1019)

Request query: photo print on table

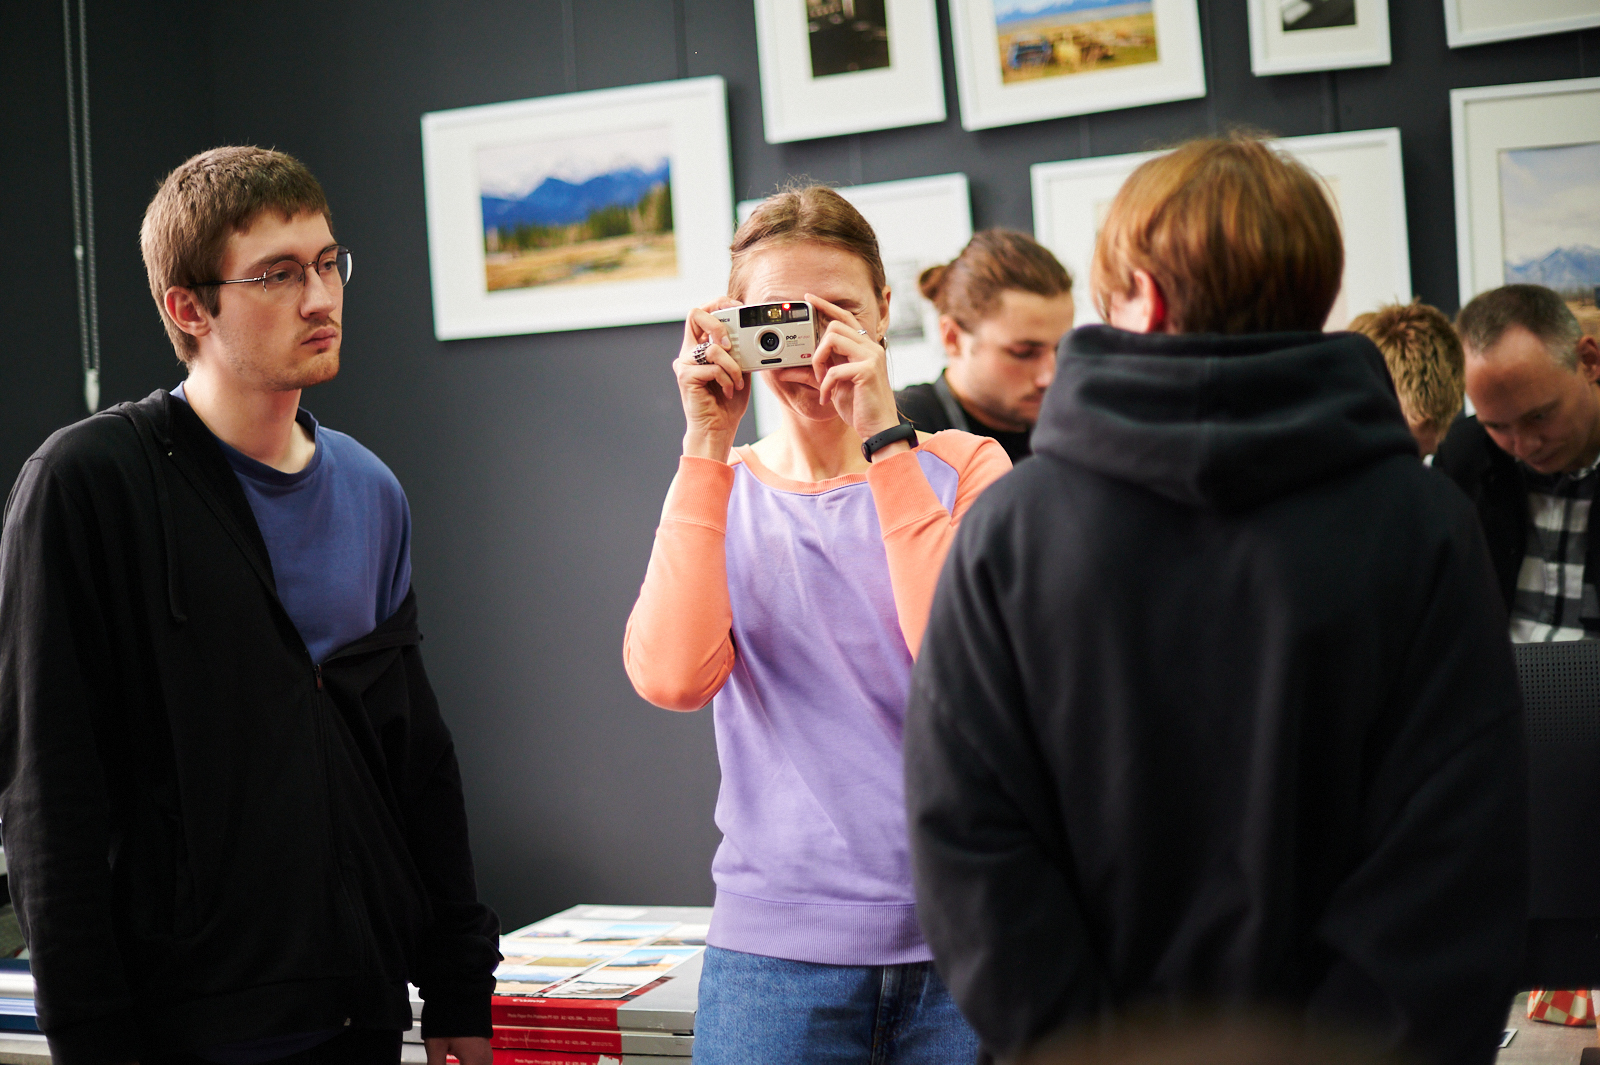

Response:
(1499, 142), (1600, 323)
(1281, 0), (1356, 31)
(808, 0), (891, 77)
(994, 0), (1158, 85)
(478, 127), (675, 293)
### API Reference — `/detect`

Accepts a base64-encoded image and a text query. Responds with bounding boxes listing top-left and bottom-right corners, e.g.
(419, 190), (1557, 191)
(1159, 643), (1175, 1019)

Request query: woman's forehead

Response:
(741, 241), (875, 297)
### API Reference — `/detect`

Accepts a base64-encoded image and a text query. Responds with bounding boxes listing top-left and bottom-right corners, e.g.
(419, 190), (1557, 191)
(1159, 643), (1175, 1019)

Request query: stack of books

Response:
(404, 904), (708, 1065)
(0, 967), (37, 1033)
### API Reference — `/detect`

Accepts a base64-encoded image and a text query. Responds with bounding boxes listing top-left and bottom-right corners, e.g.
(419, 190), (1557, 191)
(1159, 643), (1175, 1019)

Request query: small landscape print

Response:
(808, 0), (891, 78)
(1280, 0), (1356, 32)
(1499, 142), (1600, 332)
(994, 0), (1158, 85)
(479, 128), (676, 293)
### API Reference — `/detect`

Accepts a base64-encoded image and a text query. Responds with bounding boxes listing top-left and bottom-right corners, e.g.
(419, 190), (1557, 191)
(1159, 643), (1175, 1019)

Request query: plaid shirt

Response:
(1510, 453), (1600, 643)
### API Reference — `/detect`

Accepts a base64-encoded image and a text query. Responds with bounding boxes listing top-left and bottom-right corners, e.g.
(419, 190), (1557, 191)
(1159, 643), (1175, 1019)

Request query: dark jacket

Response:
(905, 326), (1528, 1065)
(0, 391), (499, 1065)
(1433, 413), (1598, 622)
(896, 372), (1033, 464)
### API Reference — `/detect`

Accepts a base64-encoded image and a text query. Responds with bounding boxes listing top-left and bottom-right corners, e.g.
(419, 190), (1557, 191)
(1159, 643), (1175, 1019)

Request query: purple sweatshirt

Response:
(624, 436), (1010, 964)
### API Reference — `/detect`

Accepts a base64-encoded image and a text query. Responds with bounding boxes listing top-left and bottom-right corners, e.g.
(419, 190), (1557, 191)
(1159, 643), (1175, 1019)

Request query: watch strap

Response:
(862, 420), (918, 463)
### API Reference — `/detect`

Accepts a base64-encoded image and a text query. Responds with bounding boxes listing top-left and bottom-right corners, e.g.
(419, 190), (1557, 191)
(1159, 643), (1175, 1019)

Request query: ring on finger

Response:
(856, 328), (869, 336)
(692, 341), (712, 365)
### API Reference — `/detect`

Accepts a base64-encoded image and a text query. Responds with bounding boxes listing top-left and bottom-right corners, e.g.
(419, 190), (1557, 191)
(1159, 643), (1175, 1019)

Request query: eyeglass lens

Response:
(261, 247), (352, 292)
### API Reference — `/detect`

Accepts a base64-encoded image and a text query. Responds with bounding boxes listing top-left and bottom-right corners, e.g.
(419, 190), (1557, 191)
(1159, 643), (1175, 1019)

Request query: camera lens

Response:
(759, 330), (782, 352)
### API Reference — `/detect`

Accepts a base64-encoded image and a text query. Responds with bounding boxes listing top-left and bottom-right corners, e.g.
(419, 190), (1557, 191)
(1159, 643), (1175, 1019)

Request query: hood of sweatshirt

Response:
(1031, 325), (1418, 512)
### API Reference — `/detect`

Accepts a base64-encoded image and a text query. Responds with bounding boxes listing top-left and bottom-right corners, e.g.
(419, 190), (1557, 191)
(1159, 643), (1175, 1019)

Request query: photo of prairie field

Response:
(995, 0), (1158, 85)
(478, 127), (676, 293)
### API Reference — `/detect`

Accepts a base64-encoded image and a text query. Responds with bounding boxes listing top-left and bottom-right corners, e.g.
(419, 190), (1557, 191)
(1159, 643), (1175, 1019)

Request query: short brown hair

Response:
(1456, 283), (1583, 370)
(918, 229), (1072, 330)
(729, 184), (884, 301)
(141, 146), (331, 363)
(1090, 134), (1343, 334)
(1348, 301), (1465, 433)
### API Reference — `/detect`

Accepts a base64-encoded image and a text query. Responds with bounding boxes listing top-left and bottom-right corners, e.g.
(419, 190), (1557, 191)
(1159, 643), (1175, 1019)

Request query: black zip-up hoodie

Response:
(0, 391), (499, 1064)
(905, 327), (1529, 1065)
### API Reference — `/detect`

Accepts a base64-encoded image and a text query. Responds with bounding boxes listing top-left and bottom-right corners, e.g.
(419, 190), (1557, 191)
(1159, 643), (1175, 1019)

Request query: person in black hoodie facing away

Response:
(904, 135), (1527, 1065)
(0, 148), (498, 1065)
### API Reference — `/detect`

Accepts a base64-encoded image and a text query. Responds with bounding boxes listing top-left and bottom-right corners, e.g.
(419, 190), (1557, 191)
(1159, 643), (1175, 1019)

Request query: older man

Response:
(1435, 284), (1600, 641)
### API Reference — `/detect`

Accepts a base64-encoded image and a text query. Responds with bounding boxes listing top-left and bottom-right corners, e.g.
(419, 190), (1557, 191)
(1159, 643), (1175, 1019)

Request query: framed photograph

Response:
(1248, 0), (1391, 76)
(947, 0), (1206, 132)
(1031, 127), (1411, 330)
(420, 76), (734, 340)
(1443, 0), (1600, 49)
(755, 0), (946, 143)
(737, 173), (973, 435)
(1452, 78), (1600, 325)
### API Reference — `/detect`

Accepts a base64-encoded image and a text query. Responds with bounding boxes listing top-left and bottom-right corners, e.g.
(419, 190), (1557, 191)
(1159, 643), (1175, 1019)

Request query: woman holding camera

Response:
(623, 186), (1009, 1063)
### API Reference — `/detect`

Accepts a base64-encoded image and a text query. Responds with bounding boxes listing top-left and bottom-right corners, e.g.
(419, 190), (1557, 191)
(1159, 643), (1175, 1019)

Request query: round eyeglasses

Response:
(193, 245), (352, 298)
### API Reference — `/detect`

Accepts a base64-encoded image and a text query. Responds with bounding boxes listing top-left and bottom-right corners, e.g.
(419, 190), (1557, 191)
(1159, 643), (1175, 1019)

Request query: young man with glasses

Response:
(0, 147), (497, 1065)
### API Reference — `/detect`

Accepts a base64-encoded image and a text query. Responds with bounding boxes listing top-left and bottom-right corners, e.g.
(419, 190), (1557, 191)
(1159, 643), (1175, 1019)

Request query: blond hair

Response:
(140, 146), (330, 363)
(1348, 301), (1465, 433)
(1091, 134), (1343, 334)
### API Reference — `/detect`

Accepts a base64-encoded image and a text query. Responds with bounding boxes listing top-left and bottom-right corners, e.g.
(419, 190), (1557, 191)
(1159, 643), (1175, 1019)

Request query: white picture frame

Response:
(947, 0), (1206, 132)
(420, 76), (734, 340)
(1443, 0), (1600, 49)
(737, 173), (974, 435)
(1031, 128), (1412, 330)
(1451, 78), (1600, 308)
(1248, 0), (1391, 76)
(755, 0), (946, 143)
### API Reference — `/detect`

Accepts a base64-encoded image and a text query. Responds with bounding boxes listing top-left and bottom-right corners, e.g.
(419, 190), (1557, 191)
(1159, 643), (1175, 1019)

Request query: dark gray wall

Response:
(4, 0), (1596, 931)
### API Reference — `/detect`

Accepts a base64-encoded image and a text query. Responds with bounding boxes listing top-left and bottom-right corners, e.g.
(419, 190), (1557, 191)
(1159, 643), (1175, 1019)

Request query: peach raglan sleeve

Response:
(622, 456), (738, 711)
(866, 432), (1012, 658)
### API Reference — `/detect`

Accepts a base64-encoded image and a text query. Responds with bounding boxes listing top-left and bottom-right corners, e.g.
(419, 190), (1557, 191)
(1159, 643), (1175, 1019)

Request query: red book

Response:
(491, 1025), (692, 1055)
(481, 1052), (680, 1065)
(491, 978), (664, 1031)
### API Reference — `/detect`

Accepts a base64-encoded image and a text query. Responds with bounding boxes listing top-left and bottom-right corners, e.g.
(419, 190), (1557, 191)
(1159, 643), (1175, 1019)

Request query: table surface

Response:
(1, 994), (1593, 1064)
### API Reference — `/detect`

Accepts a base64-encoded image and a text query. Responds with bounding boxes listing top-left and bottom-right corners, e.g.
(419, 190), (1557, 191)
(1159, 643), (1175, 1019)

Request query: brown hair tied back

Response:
(920, 229), (1072, 331)
(729, 183), (885, 302)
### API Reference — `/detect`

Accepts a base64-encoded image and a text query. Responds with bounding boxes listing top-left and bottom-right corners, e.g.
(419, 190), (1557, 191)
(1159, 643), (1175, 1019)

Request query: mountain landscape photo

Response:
(1498, 142), (1600, 307)
(478, 128), (676, 292)
(1506, 246), (1600, 295)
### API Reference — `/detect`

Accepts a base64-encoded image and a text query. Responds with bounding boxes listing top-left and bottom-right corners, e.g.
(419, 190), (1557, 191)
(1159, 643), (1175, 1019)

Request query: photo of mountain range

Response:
(1499, 142), (1600, 306)
(478, 128), (676, 292)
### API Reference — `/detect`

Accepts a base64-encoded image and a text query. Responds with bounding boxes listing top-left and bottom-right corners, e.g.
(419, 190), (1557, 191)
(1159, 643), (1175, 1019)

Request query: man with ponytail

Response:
(895, 230), (1075, 463)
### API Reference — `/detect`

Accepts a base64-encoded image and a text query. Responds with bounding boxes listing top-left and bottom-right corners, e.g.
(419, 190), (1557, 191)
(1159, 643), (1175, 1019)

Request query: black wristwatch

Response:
(862, 421), (918, 463)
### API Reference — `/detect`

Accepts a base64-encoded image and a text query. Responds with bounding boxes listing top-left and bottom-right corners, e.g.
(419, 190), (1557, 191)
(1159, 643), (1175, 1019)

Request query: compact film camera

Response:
(710, 301), (817, 372)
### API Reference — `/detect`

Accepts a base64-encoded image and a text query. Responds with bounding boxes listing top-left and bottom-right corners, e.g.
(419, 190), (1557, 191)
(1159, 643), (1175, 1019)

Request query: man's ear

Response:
(1576, 335), (1600, 384)
(164, 287), (213, 340)
(1136, 270), (1168, 333)
(1106, 270), (1168, 334)
(937, 314), (964, 361)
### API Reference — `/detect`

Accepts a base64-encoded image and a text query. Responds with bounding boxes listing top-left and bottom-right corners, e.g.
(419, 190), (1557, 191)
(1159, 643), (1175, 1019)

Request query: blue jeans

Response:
(693, 945), (981, 1065)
